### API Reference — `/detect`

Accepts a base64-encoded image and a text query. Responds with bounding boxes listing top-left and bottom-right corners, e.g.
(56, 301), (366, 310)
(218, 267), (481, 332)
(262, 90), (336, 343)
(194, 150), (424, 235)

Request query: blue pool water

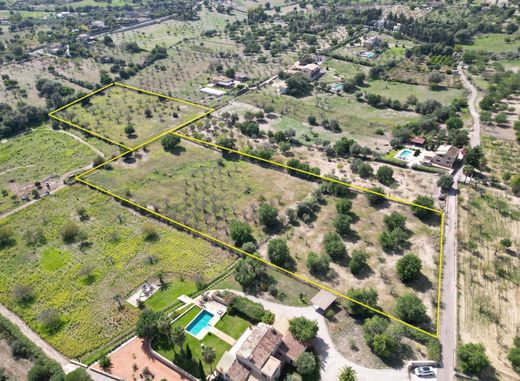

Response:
(396, 149), (413, 159)
(186, 310), (214, 336)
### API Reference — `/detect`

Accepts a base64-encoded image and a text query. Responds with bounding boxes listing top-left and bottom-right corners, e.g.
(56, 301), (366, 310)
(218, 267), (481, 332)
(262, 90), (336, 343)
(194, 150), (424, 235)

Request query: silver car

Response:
(414, 366), (435, 377)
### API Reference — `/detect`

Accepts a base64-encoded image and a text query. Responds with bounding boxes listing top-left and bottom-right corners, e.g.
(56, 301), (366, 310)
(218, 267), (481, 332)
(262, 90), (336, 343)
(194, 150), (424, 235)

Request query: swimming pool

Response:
(186, 310), (214, 337)
(396, 149), (413, 160)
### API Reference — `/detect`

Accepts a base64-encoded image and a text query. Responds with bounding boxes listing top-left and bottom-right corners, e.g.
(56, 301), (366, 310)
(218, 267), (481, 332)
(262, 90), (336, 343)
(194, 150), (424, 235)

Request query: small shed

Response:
(310, 290), (337, 314)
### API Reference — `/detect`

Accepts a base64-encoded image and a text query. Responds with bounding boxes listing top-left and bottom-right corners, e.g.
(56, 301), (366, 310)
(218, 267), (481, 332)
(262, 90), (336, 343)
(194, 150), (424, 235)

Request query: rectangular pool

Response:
(396, 149), (413, 160)
(186, 310), (214, 337)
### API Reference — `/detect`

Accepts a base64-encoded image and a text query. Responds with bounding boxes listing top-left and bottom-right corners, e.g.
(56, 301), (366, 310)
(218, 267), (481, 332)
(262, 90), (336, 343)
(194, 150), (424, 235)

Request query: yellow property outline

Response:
(49, 82), (214, 150)
(49, 83), (445, 339)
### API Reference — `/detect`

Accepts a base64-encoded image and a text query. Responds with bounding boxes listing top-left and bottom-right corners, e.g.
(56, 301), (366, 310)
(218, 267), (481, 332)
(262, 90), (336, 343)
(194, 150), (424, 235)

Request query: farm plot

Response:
(0, 186), (235, 360)
(82, 136), (442, 334)
(458, 186), (520, 380)
(84, 139), (317, 243)
(53, 84), (211, 148)
(0, 127), (97, 214)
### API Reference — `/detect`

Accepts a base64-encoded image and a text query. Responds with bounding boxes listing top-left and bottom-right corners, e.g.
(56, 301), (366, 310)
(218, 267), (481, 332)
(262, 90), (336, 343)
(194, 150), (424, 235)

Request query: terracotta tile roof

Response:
(249, 327), (283, 367)
(227, 360), (250, 381)
(279, 332), (307, 362)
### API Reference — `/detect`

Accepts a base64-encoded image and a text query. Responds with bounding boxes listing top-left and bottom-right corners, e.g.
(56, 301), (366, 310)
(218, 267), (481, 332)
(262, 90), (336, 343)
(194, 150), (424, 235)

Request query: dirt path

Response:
(0, 164), (91, 220)
(218, 290), (409, 381)
(0, 165), (35, 177)
(0, 303), (69, 367)
(55, 129), (106, 158)
(438, 63), (482, 381)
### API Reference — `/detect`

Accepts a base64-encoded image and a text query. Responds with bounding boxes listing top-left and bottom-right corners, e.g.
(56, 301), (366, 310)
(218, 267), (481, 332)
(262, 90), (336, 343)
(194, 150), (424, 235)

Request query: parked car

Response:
(414, 366), (435, 377)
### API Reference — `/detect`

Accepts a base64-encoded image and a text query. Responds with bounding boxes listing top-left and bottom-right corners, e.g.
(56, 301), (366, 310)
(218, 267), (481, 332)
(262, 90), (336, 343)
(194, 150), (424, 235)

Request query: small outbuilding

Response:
(310, 289), (336, 314)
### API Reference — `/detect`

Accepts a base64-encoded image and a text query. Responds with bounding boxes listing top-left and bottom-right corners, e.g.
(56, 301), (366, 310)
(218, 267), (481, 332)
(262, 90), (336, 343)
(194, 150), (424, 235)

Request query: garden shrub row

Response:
(228, 296), (274, 324)
(377, 156), (408, 168)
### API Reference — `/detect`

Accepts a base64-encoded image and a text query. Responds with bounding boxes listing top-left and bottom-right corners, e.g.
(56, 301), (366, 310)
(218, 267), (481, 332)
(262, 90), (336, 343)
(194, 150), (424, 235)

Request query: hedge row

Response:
(228, 296), (274, 324)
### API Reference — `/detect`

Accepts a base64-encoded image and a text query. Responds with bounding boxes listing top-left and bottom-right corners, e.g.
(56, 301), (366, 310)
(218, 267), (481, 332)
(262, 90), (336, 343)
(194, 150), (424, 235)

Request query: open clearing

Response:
(53, 84), (210, 148)
(0, 186), (235, 360)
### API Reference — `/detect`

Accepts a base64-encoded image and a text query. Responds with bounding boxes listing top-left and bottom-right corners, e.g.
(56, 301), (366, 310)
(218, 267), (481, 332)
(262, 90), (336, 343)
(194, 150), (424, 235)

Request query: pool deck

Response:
(185, 297), (228, 340)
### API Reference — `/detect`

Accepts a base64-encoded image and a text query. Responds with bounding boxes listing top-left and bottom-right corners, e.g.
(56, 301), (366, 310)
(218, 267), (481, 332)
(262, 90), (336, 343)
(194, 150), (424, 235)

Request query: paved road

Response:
(437, 63), (481, 381)
(221, 290), (409, 381)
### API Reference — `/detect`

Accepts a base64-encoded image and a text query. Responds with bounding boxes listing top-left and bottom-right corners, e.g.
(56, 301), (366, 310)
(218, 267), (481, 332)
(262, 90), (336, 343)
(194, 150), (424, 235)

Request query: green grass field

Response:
(153, 306), (232, 377)
(55, 85), (209, 148)
(366, 80), (466, 105)
(0, 127), (97, 214)
(0, 186), (235, 359)
(241, 89), (418, 145)
(214, 313), (250, 339)
(463, 33), (520, 54)
(84, 138), (316, 243)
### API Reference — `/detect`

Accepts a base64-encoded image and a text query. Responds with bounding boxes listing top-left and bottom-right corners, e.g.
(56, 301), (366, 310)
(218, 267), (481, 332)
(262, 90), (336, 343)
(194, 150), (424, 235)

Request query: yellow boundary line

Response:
(49, 82), (445, 339)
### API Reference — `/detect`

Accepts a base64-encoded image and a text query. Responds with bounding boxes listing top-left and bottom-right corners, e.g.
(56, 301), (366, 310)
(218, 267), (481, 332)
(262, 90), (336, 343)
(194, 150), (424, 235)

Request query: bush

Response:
(336, 199), (352, 215)
(136, 310), (162, 340)
(383, 212), (406, 231)
(372, 333), (398, 360)
(39, 309), (62, 334)
(395, 293), (428, 325)
(376, 166), (394, 185)
(65, 368), (93, 381)
(0, 226), (15, 248)
(10, 340), (29, 358)
(161, 134), (181, 153)
(457, 343), (489, 375)
(334, 214), (352, 235)
(378, 228), (408, 252)
(258, 203), (279, 228)
(306, 251), (330, 275)
(363, 316), (389, 347)
(60, 222), (80, 243)
(411, 195), (435, 219)
(349, 250), (367, 275)
(323, 232), (346, 261)
(296, 352), (316, 375)
(289, 317), (319, 343)
(142, 223), (159, 241)
(396, 254), (422, 282)
(229, 296), (272, 324)
(229, 220), (254, 246)
(28, 363), (54, 381)
(437, 175), (454, 191)
(267, 239), (291, 267)
(365, 187), (386, 206)
(346, 288), (378, 318)
(357, 163), (373, 178)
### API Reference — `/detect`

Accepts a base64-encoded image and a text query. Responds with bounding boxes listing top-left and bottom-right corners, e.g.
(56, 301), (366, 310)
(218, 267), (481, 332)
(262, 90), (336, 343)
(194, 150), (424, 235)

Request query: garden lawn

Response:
(145, 280), (199, 311)
(0, 127), (96, 214)
(153, 306), (231, 377)
(0, 186), (234, 360)
(214, 313), (249, 340)
(54, 84), (209, 148)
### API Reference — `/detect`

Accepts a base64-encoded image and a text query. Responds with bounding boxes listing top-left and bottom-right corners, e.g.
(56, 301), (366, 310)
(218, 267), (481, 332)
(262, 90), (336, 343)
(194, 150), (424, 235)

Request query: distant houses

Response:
(363, 35), (382, 49)
(287, 62), (321, 80)
(423, 144), (461, 169)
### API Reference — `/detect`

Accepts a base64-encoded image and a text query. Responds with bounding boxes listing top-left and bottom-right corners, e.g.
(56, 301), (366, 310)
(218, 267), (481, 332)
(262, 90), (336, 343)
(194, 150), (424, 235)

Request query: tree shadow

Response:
(407, 273), (433, 293)
(352, 264), (375, 280)
(167, 146), (186, 156)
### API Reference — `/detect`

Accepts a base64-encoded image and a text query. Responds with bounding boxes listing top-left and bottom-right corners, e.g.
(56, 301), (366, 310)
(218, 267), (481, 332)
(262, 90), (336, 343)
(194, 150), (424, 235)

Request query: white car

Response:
(414, 366), (435, 377)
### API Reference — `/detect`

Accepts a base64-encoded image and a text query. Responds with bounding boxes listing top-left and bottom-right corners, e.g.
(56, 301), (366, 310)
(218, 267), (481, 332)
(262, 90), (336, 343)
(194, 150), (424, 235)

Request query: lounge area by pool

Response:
(186, 310), (215, 338)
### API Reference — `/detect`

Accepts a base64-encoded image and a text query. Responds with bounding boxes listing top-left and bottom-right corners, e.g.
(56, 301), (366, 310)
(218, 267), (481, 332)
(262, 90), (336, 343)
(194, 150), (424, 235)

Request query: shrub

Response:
(12, 284), (34, 305)
(229, 296), (272, 324)
(323, 232), (346, 261)
(0, 226), (15, 248)
(161, 134), (181, 153)
(336, 199), (352, 215)
(349, 250), (368, 275)
(379, 228), (408, 252)
(136, 310), (162, 340)
(28, 363), (54, 381)
(383, 212), (406, 231)
(258, 203), (279, 228)
(346, 288), (378, 318)
(372, 333), (398, 360)
(289, 317), (319, 343)
(457, 343), (489, 375)
(395, 293), (428, 324)
(229, 220), (254, 246)
(363, 316), (389, 347)
(357, 163), (373, 178)
(376, 166), (394, 185)
(306, 251), (330, 275)
(267, 239), (291, 267)
(437, 175), (454, 191)
(142, 223), (159, 241)
(60, 222), (80, 243)
(365, 187), (386, 206)
(296, 352), (316, 375)
(334, 214), (352, 235)
(39, 309), (62, 334)
(10, 340), (29, 359)
(98, 355), (112, 372)
(396, 254), (422, 282)
(411, 195), (435, 219)
(65, 368), (93, 381)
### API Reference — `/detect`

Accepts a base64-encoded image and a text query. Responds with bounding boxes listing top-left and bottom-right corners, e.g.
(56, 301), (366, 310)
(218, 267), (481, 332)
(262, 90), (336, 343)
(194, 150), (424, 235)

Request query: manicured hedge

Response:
(228, 296), (274, 324)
